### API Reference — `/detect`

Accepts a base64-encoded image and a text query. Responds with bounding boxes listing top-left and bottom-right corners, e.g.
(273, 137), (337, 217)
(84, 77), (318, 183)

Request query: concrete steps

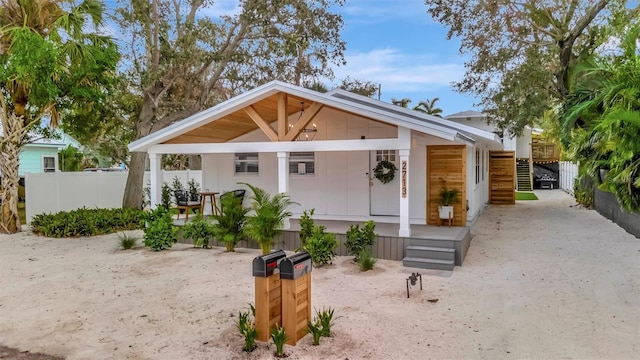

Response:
(402, 238), (458, 271)
(403, 257), (455, 271)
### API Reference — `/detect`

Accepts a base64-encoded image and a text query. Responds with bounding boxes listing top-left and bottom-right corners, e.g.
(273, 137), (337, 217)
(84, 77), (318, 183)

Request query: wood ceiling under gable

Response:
(162, 91), (389, 144)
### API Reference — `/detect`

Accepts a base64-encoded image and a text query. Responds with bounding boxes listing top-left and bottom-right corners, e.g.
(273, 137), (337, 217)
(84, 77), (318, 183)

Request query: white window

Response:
(376, 150), (396, 162)
(43, 156), (56, 173)
(235, 153), (259, 174)
(289, 152), (315, 174)
(475, 149), (480, 185)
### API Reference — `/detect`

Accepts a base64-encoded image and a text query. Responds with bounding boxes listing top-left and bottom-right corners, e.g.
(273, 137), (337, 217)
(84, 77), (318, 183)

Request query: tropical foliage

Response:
(242, 183), (297, 254)
(0, 0), (118, 233)
(142, 206), (178, 251)
(181, 214), (214, 248)
(561, 25), (640, 211)
(211, 194), (250, 252)
(413, 97), (443, 117)
(345, 220), (376, 261)
(31, 207), (143, 237)
(425, 0), (637, 134)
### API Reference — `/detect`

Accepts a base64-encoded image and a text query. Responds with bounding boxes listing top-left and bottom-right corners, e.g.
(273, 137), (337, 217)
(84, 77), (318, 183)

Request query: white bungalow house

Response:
(129, 81), (503, 240)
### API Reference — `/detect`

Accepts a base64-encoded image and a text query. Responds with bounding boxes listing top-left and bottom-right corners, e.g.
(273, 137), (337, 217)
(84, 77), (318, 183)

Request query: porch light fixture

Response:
(288, 101), (317, 141)
(406, 272), (423, 298)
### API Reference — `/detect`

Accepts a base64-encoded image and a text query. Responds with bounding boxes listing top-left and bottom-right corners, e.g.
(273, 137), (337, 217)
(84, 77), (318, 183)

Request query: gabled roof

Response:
(328, 90), (499, 143)
(445, 110), (486, 119)
(129, 81), (501, 152)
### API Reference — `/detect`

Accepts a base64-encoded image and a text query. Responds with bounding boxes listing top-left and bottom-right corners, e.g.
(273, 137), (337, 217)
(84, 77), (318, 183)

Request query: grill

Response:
(538, 174), (557, 189)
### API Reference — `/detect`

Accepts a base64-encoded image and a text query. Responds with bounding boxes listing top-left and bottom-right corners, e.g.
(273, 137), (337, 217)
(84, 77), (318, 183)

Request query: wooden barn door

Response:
(426, 145), (467, 226)
(489, 151), (516, 204)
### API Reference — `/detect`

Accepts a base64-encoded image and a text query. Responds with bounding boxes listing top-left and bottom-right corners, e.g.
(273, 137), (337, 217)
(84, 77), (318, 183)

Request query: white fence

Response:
(559, 161), (578, 195)
(25, 170), (202, 223)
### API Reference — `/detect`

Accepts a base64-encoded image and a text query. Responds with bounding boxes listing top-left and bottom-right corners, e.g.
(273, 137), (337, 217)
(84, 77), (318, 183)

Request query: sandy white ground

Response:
(0, 190), (638, 359)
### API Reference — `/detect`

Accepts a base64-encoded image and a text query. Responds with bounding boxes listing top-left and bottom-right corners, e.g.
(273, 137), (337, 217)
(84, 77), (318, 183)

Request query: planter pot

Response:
(438, 205), (454, 220)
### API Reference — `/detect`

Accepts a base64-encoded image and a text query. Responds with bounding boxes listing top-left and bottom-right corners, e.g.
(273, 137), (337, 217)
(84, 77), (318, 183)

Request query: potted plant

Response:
(437, 185), (460, 221)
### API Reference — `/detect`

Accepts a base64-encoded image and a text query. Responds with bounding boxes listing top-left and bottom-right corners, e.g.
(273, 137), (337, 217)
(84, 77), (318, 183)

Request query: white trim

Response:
(41, 155), (57, 173)
(147, 137), (413, 155)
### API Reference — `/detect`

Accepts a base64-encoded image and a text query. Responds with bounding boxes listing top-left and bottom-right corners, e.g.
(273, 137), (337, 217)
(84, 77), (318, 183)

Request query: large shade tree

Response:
(0, 0), (118, 233)
(114, 0), (346, 209)
(424, 0), (638, 134)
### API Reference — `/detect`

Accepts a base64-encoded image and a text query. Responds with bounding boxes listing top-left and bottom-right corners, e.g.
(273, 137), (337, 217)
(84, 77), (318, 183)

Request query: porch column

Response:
(149, 153), (162, 208)
(277, 151), (290, 230)
(399, 149), (411, 237)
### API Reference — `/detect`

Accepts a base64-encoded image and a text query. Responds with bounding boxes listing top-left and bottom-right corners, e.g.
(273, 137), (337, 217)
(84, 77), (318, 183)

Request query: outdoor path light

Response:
(406, 272), (422, 298)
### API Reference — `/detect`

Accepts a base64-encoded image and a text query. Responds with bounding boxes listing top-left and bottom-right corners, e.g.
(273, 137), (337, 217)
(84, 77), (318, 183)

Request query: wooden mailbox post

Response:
(278, 252), (312, 346)
(252, 250), (286, 342)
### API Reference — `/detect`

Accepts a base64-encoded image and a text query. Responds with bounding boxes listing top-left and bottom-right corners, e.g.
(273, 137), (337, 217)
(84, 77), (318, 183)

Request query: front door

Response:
(370, 150), (400, 216)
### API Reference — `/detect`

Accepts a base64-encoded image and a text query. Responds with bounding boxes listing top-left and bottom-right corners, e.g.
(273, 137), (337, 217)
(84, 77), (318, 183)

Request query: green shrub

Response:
(211, 194), (249, 252)
(357, 249), (377, 271)
(171, 176), (184, 192)
(270, 324), (288, 357)
(345, 220), (376, 261)
(31, 207), (144, 238)
(236, 304), (258, 352)
(187, 178), (201, 201)
(303, 225), (337, 266)
(118, 232), (138, 250)
(182, 215), (214, 248)
(161, 183), (172, 209)
(298, 208), (315, 247)
(142, 206), (178, 251)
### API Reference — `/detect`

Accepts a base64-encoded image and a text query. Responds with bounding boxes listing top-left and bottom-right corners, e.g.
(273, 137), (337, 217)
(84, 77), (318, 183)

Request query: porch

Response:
(176, 217), (472, 270)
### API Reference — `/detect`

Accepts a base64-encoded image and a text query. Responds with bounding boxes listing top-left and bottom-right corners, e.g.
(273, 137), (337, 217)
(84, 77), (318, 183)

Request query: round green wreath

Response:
(373, 160), (397, 184)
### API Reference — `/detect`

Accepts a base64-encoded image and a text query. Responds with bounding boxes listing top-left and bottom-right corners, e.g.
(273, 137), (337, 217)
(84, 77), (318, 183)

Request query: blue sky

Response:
(108, 0), (477, 115)
(328, 0), (477, 115)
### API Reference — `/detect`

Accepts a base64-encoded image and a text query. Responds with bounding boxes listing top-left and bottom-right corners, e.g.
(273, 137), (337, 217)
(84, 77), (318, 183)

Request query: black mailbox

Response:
(279, 252), (312, 280)
(252, 250), (286, 277)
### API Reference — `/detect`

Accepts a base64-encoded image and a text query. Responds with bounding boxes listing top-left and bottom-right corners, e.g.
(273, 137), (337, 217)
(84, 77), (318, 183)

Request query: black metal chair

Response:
(174, 190), (201, 220)
(219, 189), (246, 214)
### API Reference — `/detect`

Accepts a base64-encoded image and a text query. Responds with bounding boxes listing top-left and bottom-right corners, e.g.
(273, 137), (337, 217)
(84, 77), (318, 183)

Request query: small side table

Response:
(200, 191), (220, 216)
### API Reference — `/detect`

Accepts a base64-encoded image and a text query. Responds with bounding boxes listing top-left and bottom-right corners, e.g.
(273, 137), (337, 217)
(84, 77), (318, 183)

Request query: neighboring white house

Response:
(444, 110), (533, 159)
(129, 81), (503, 236)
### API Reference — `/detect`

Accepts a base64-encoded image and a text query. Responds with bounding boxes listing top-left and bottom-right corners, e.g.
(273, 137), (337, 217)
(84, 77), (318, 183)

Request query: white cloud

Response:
(340, 0), (428, 23)
(329, 48), (465, 93)
(199, 0), (242, 18)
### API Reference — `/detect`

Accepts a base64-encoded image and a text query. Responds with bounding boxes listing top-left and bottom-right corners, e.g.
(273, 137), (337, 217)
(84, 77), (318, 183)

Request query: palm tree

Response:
(413, 98), (443, 117)
(0, 0), (116, 233)
(391, 97), (412, 108)
(241, 183), (298, 254)
(562, 25), (640, 211)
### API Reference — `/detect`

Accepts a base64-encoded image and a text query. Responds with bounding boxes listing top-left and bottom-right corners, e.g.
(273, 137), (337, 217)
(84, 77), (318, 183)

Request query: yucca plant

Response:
(316, 307), (335, 337)
(236, 305), (258, 352)
(270, 324), (288, 357)
(241, 183), (298, 254)
(307, 319), (322, 345)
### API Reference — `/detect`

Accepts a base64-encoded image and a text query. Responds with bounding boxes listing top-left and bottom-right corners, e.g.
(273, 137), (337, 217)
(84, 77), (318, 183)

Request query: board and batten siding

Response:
(201, 107), (433, 223)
